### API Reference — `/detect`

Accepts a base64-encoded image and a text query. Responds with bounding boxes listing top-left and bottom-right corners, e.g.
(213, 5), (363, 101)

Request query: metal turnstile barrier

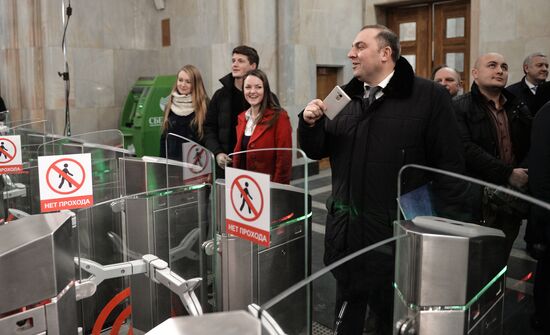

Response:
(393, 216), (507, 335)
(118, 156), (211, 332)
(0, 212), (77, 335)
(215, 178), (312, 335)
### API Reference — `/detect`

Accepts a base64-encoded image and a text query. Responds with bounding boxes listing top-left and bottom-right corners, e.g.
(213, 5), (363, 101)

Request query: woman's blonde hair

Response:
(162, 64), (209, 139)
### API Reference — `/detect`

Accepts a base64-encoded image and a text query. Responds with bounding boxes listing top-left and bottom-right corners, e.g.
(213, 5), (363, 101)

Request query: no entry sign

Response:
(38, 153), (94, 212)
(183, 142), (211, 184)
(225, 167), (270, 246)
(0, 135), (23, 174)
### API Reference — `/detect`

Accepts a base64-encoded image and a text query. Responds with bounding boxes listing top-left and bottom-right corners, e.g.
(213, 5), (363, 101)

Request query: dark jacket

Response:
(453, 82), (532, 185)
(507, 77), (537, 115)
(298, 57), (465, 292)
(529, 101), (550, 244)
(534, 81), (550, 114)
(204, 73), (249, 158)
(160, 111), (201, 161)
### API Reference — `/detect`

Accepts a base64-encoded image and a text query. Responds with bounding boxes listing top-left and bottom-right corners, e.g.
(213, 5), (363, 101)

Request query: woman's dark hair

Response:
(242, 69), (281, 127)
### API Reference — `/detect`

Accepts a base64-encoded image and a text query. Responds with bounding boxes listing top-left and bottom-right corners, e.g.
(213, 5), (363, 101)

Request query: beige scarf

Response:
(171, 92), (194, 116)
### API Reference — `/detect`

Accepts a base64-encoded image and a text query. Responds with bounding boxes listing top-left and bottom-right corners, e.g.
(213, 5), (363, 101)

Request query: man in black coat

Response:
(203, 45), (259, 175)
(529, 101), (550, 332)
(453, 53), (532, 258)
(299, 25), (465, 335)
(506, 52), (548, 115)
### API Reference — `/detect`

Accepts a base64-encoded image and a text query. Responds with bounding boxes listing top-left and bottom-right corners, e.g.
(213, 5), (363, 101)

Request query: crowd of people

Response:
(151, 25), (549, 334)
(0, 19), (548, 335)
(159, 45), (293, 184)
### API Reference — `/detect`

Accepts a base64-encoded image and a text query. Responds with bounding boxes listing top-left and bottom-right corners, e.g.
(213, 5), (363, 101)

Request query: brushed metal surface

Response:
(147, 311), (260, 335)
(0, 212), (74, 314)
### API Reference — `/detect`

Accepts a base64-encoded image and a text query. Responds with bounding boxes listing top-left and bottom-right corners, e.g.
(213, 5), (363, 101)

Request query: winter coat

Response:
(507, 77), (537, 115)
(160, 111), (200, 160)
(453, 82), (532, 186)
(298, 57), (465, 294)
(233, 108), (292, 184)
(204, 73), (248, 158)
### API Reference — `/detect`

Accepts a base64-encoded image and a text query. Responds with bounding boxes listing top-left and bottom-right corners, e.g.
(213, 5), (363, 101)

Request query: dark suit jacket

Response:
(507, 77), (537, 115)
(534, 81), (550, 114)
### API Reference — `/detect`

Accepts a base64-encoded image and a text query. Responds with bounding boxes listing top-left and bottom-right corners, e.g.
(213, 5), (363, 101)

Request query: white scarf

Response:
(171, 92), (194, 116)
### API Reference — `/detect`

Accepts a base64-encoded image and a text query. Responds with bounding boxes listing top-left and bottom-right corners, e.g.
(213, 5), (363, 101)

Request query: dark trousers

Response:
(534, 250), (550, 330)
(483, 208), (522, 259)
(335, 281), (393, 335)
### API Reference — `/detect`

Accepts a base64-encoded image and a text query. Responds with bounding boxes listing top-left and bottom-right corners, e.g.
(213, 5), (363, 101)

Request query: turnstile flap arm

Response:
(75, 254), (203, 316)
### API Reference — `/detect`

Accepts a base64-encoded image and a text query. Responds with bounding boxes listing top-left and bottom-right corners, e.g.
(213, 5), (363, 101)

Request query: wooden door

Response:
(387, 5), (431, 78)
(433, 1), (470, 88)
(387, 1), (470, 88)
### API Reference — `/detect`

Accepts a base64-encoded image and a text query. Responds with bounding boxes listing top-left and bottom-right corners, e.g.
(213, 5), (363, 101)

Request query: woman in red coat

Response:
(232, 69), (292, 184)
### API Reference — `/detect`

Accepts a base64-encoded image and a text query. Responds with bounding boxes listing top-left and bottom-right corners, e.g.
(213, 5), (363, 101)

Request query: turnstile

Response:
(0, 212), (77, 335)
(120, 157), (210, 331)
(215, 179), (312, 335)
(393, 216), (507, 335)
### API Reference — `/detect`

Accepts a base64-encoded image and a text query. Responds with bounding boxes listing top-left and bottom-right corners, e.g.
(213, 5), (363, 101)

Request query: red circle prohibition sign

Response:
(230, 175), (264, 222)
(186, 144), (207, 173)
(0, 138), (17, 164)
(46, 158), (86, 195)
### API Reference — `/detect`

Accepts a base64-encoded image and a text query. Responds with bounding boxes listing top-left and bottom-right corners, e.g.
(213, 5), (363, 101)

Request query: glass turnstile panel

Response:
(0, 121), (56, 221)
(220, 148), (311, 334)
(37, 129), (130, 203)
(74, 184), (210, 333)
(251, 165), (549, 335)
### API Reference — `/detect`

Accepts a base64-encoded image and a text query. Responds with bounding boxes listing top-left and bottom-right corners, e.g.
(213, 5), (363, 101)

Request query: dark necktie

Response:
(369, 86), (381, 105)
(363, 86), (380, 109)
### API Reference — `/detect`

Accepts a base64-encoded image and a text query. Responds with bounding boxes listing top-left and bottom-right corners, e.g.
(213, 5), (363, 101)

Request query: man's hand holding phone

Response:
(303, 86), (351, 126)
(303, 99), (326, 126)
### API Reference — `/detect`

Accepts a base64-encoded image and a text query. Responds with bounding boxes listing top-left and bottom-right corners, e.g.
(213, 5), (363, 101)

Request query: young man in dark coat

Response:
(506, 52), (548, 115)
(299, 25), (465, 335)
(203, 45), (259, 175)
(453, 53), (532, 259)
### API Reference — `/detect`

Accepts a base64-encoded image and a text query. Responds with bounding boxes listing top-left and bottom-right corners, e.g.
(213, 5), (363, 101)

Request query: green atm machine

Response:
(119, 75), (176, 157)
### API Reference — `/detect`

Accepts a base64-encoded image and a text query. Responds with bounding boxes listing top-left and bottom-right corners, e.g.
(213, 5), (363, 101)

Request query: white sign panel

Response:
(182, 142), (212, 184)
(38, 153), (94, 212)
(0, 135), (23, 174)
(225, 167), (270, 246)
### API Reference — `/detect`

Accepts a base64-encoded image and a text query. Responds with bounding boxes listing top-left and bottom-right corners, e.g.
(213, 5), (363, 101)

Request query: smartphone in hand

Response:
(323, 86), (351, 120)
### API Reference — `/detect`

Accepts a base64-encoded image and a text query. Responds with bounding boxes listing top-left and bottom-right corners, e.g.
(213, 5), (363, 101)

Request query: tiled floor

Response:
(292, 168), (544, 335)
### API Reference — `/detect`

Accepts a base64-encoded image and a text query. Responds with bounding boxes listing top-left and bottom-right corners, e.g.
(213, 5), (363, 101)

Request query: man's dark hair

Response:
(232, 45), (259, 67)
(361, 24), (401, 63)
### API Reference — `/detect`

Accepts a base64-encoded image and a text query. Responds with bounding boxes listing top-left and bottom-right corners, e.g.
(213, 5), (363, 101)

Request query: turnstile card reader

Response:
(394, 216), (506, 335)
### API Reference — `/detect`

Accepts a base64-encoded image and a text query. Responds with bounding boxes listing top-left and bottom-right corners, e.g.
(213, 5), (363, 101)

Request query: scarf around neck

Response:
(171, 92), (194, 116)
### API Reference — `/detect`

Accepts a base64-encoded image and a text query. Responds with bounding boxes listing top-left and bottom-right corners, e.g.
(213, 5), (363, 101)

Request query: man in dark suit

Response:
(529, 101), (550, 332)
(507, 52), (548, 114)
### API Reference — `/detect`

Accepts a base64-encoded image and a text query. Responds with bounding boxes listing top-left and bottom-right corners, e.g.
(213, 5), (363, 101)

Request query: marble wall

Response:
(1, 0), (549, 135)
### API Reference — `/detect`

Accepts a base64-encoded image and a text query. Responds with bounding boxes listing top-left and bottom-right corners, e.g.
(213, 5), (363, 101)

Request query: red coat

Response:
(233, 108), (292, 184)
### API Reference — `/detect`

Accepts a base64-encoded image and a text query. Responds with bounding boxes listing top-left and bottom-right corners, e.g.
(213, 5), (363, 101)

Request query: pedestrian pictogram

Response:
(46, 158), (84, 195)
(0, 136), (23, 174)
(38, 153), (94, 212)
(225, 167), (270, 246)
(183, 143), (211, 184)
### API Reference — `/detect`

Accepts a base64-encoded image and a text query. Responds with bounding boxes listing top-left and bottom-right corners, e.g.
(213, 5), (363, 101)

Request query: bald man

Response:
(453, 53), (532, 259)
(432, 65), (463, 97)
